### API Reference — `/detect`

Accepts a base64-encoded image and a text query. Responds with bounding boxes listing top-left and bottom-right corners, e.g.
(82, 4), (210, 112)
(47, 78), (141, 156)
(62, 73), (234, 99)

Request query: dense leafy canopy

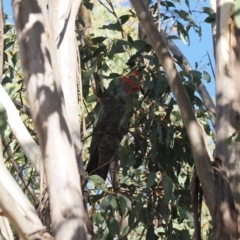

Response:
(1, 0), (214, 239)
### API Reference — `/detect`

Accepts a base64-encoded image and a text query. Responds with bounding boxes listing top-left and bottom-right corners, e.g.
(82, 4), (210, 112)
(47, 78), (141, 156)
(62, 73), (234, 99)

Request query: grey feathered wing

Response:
(86, 95), (129, 180)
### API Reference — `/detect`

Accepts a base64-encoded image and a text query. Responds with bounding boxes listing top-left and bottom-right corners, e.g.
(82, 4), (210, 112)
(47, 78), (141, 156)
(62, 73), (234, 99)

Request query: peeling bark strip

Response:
(191, 172), (203, 240)
(12, 0), (93, 239)
(192, 158), (238, 240)
(130, 0), (216, 217)
(212, 158), (237, 239)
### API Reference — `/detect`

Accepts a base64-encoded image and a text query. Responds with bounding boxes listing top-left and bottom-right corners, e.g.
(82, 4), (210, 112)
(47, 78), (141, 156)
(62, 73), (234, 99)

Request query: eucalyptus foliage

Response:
(1, 0), (214, 239)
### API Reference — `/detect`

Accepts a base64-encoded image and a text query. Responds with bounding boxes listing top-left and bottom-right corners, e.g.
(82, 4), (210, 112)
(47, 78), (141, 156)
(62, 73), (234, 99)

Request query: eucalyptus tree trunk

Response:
(12, 0), (94, 239)
(215, 0), (240, 238)
(48, 0), (84, 179)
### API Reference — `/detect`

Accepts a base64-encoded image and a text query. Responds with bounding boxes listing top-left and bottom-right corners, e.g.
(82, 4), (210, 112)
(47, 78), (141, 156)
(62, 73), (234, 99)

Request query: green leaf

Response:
(1, 76), (12, 85)
(91, 36), (107, 45)
(225, 134), (234, 146)
(4, 40), (15, 50)
(157, 125), (163, 142)
(102, 226), (109, 239)
(162, 175), (173, 204)
(92, 45), (107, 58)
(160, 1), (175, 9)
(235, 133), (240, 142)
(176, 21), (189, 44)
(127, 34), (133, 45)
(175, 10), (193, 22)
(100, 195), (111, 212)
(132, 40), (146, 50)
(12, 51), (20, 66)
(204, 14), (216, 23)
(185, 0), (190, 9)
(93, 104), (104, 127)
(83, 0), (93, 10)
(107, 73), (121, 78)
(0, 103), (7, 136)
(108, 219), (119, 236)
(179, 230), (191, 240)
(150, 145), (157, 162)
(13, 152), (25, 159)
(89, 175), (105, 184)
(147, 172), (155, 187)
(166, 35), (180, 40)
(4, 23), (14, 33)
(203, 70), (211, 83)
(146, 226), (158, 239)
(91, 192), (104, 204)
(120, 145), (128, 176)
(202, 7), (215, 15)
(85, 94), (97, 103)
(77, 15), (85, 27)
(190, 70), (202, 78)
(117, 196), (127, 217)
(184, 81), (196, 91)
(108, 40), (128, 59)
(126, 156), (135, 167)
(109, 194), (117, 209)
(150, 128), (157, 144)
(120, 226), (130, 239)
(100, 22), (122, 32)
(96, 184), (108, 192)
(117, 193), (132, 213)
(234, 0), (240, 29)
(119, 14), (130, 25)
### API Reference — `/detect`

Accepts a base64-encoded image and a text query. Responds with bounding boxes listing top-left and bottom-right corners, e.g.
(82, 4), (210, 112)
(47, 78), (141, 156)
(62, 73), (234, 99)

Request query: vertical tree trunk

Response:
(12, 0), (94, 239)
(48, 0), (85, 181)
(215, 0), (240, 237)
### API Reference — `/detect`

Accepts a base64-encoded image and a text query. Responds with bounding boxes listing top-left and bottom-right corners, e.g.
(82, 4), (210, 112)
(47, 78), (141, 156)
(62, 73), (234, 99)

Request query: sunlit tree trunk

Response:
(12, 0), (94, 239)
(215, 0), (240, 238)
(48, 0), (84, 179)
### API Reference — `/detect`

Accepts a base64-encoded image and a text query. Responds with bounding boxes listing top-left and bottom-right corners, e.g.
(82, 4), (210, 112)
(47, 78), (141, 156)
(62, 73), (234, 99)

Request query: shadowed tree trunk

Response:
(215, 0), (240, 238)
(12, 0), (94, 239)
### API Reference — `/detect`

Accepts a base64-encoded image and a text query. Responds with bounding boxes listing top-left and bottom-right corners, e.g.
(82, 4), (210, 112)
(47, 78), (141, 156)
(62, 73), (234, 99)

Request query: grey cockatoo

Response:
(86, 71), (140, 180)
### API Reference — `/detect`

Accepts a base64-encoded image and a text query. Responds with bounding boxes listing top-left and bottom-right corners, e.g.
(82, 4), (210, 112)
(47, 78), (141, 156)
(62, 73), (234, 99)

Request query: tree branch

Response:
(130, 0), (216, 217)
(160, 29), (216, 127)
(0, 86), (41, 172)
(0, 139), (53, 240)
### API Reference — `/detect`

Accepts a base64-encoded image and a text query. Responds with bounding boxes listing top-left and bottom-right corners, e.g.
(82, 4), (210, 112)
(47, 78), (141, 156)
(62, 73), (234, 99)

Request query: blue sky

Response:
(3, 0), (13, 18)
(2, 0), (215, 98)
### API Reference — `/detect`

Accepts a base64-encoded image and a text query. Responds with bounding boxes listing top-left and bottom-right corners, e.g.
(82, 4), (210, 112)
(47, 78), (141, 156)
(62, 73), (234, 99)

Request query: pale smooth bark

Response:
(0, 216), (14, 240)
(48, 0), (84, 179)
(215, 0), (240, 237)
(12, 0), (91, 239)
(0, 2), (45, 238)
(0, 140), (52, 240)
(130, 0), (216, 217)
(78, 3), (92, 36)
(0, 86), (41, 172)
